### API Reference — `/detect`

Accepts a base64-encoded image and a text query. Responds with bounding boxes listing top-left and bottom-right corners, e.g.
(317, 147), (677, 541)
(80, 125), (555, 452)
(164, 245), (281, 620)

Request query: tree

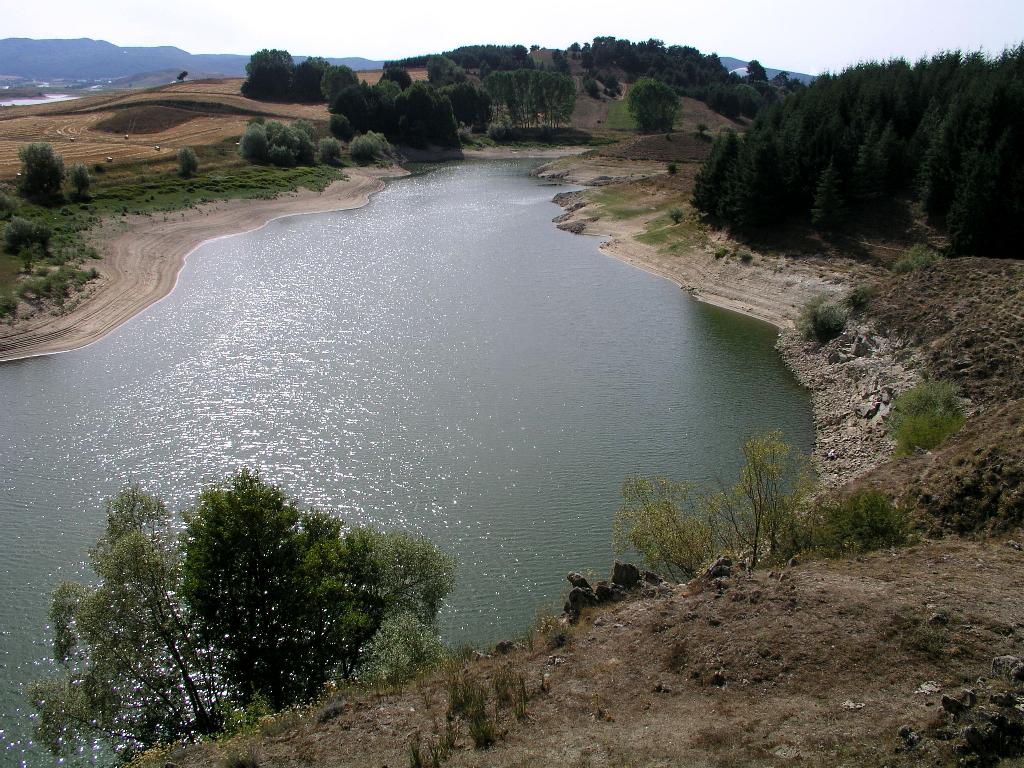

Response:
(31, 487), (223, 758)
(241, 49), (294, 101)
(4, 216), (51, 254)
(381, 66), (412, 90)
(321, 64), (358, 103)
(18, 142), (65, 201)
(318, 137), (342, 166)
(291, 57), (331, 102)
(426, 56), (467, 87)
(177, 147), (198, 178)
(746, 59), (768, 82)
(239, 123), (269, 163)
(69, 162), (91, 199)
(627, 78), (678, 132)
(811, 160), (847, 229)
(176, 71), (188, 82)
(329, 113), (354, 141)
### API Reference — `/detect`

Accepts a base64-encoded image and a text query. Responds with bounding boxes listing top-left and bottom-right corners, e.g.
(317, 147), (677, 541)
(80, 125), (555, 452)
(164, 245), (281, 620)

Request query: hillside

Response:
(0, 38), (382, 81)
(162, 539), (1024, 768)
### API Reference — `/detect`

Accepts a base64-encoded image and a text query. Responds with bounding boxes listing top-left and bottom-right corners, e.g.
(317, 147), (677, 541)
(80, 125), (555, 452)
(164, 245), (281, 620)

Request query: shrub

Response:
(582, 78), (600, 99)
(349, 131), (390, 164)
(329, 113), (354, 142)
(318, 137), (343, 166)
(4, 216), (51, 254)
(796, 294), (848, 342)
(668, 207), (684, 224)
(0, 290), (16, 318)
(845, 283), (876, 310)
(667, 162), (677, 175)
(893, 244), (942, 273)
(177, 147), (198, 178)
(888, 379), (965, 455)
(696, 122), (709, 137)
(360, 612), (446, 686)
(487, 121), (513, 142)
(0, 191), (18, 220)
(239, 124), (269, 163)
(811, 491), (909, 556)
(69, 163), (91, 199)
(18, 142), (65, 201)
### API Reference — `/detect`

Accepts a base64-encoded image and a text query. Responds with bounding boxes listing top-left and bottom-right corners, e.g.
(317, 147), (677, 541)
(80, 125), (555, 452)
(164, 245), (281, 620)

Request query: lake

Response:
(0, 159), (813, 764)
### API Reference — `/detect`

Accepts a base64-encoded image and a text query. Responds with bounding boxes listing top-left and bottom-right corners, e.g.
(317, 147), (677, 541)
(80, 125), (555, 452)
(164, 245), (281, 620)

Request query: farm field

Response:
(0, 73), (424, 176)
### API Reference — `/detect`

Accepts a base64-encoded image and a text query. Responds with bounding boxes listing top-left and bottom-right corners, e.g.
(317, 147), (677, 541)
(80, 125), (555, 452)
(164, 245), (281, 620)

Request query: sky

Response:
(2, 0), (1022, 74)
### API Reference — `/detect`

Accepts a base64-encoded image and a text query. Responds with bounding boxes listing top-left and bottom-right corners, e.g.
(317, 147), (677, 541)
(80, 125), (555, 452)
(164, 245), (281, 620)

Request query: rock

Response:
(494, 640), (516, 655)
(842, 699), (865, 710)
(990, 691), (1020, 708)
(565, 586), (598, 619)
(653, 682), (673, 694)
(942, 694), (968, 716)
(897, 724), (920, 747)
(915, 681), (943, 695)
(556, 220), (586, 235)
(594, 580), (614, 602)
(928, 612), (949, 626)
(1008, 540), (1023, 551)
(701, 556), (732, 580)
(643, 570), (663, 585)
(567, 572), (592, 590)
(852, 336), (871, 357)
(855, 401), (880, 419)
(992, 655), (1024, 681)
(709, 669), (726, 687)
(612, 560), (642, 590)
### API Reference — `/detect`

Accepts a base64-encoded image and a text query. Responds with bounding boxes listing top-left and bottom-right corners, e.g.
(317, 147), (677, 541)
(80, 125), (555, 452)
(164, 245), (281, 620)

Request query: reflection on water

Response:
(0, 160), (812, 764)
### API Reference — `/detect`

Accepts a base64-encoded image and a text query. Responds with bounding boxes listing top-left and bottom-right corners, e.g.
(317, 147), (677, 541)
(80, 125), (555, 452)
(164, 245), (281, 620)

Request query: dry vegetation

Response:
(160, 538), (1024, 768)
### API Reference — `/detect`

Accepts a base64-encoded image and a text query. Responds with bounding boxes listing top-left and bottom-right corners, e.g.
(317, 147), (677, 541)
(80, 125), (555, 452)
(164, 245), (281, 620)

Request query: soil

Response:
(166, 538), (1024, 768)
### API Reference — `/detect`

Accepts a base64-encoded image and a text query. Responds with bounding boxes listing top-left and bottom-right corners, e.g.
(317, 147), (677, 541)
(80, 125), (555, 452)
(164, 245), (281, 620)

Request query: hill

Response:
(0, 38), (382, 81)
(718, 55), (816, 83)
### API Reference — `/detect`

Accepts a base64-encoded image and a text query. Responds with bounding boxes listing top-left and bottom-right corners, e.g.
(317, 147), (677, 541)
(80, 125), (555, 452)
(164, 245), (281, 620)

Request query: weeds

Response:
(810, 491), (910, 556)
(797, 294), (848, 342)
(888, 379), (965, 455)
(893, 244), (942, 273)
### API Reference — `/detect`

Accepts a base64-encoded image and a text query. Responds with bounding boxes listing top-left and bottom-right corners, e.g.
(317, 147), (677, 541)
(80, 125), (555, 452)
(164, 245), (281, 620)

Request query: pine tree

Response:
(811, 161), (846, 229)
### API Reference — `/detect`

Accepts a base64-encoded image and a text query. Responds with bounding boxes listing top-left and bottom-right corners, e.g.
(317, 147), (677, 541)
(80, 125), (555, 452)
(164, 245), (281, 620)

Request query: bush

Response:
(239, 124), (269, 163)
(811, 491), (909, 556)
(893, 243), (942, 273)
(667, 162), (677, 175)
(349, 131), (390, 164)
(329, 113), (354, 142)
(668, 207), (684, 224)
(318, 137), (343, 166)
(177, 147), (198, 178)
(4, 216), (51, 254)
(582, 78), (600, 99)
(0, 191), (18, 220)
(845, 283), (876, 310)
(0, 290), (16, 318)
(18, 142), (65, 201)
(359, 612), (446, 686)
(797, 294), (848, 342)
(69, 163), (91, 199)
(487, 122), (513, 142)
(888, 379), (965, 455)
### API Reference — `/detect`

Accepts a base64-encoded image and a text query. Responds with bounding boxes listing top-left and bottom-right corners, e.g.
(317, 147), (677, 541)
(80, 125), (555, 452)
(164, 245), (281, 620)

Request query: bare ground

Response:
(165, 537), (1024, 768)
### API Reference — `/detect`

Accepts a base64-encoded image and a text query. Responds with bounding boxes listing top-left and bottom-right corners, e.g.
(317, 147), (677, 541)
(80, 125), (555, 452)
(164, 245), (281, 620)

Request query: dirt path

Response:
(0, 167), (406, 361)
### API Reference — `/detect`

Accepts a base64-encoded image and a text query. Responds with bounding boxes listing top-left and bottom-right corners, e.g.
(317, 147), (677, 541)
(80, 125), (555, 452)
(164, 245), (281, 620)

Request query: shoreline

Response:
(545, 178), (922, 489)
(0, 166), (408, 362)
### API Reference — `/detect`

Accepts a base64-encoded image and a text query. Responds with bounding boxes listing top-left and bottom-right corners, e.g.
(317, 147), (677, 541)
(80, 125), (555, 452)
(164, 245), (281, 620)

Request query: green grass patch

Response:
(888, 379), (965, 455)
(590, 187), (658, 220)
(635, 210), (701, 252)
(604, 100), (637, 132)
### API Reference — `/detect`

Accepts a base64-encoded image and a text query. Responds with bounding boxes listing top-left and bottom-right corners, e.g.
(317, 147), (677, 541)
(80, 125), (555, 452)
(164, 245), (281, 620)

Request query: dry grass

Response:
(158, 538), (1024, 768)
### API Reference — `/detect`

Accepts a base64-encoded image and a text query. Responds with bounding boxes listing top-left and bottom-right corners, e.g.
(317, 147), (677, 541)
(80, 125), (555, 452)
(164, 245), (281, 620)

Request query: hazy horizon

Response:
(3, 0), (1022, 75)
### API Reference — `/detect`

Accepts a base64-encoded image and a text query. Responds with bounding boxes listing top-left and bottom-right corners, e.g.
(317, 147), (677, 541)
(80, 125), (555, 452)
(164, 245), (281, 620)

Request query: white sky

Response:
(3, 0), (1022, 74)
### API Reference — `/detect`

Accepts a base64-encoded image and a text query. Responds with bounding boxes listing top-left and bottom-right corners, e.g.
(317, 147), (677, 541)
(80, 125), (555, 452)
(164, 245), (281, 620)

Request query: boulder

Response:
(594, 580), (614, 602)
(566, 572), (592, 590)
(612, 560), (642, 590)
(701, 556), (732, 580)
(565, 586), (598, 620)
(992, 655), (1024, 681)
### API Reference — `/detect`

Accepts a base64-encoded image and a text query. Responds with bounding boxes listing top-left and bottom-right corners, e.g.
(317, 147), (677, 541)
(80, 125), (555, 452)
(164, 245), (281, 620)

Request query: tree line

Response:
(241, 49), (361, 103)
(31, 470), (455, 758)
(483, 69), (576, 130)
(692, 47), (1024, 256)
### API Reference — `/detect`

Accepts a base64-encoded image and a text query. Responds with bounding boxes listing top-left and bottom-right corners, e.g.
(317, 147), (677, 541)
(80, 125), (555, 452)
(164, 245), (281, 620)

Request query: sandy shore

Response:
(0, 166), (407, 361)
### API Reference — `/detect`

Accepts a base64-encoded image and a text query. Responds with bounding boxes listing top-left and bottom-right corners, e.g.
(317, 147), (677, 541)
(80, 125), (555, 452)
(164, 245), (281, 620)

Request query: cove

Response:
(0, 159), (813, 763)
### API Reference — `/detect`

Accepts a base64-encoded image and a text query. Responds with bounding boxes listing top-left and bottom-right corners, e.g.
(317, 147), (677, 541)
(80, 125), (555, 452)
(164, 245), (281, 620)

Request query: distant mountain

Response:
(718, 56), (815, 84)
(0, 38), (383, 81)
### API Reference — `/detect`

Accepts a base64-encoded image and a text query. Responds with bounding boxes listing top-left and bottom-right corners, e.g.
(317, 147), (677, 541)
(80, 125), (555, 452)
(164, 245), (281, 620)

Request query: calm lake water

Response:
(0, 159), (812, 764)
